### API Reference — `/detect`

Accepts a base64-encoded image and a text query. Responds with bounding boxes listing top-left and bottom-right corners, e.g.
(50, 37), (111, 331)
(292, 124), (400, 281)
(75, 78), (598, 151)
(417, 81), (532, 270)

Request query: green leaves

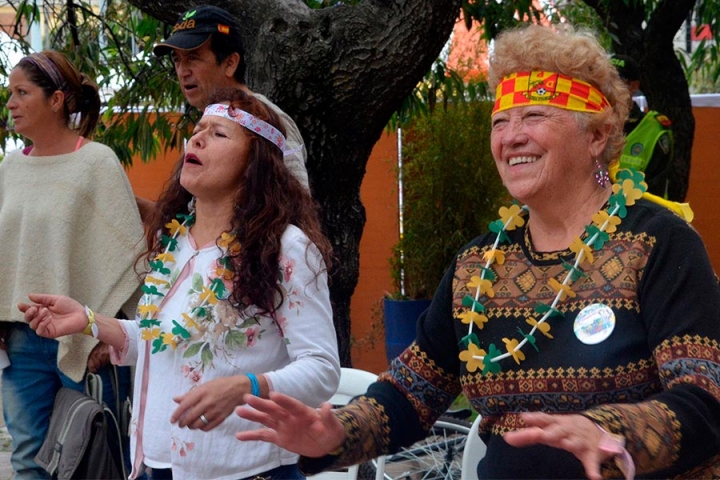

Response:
(225, 330), (248, 350)
(517, 327), (538, 352)
(608, 191), (629, 218)
(210, 278), (229, 300)
(141, 284), (165, 297)
(482, 343), (502, 375)
(149, 260), (171, 275)
(151, 338), (167, 354)
(615, 168), (647, 189)
(160, 235), (178, 252)
(176, 213), (195, 224)
(191, 273), (204, 293)
(171, 320), (190, 340)
(488, 220), (511, 244)
(459, 332), (480, 348)
(390, 100), (509, 299)
(534, 303), (564, 319)
(183, 342), (203, 359)
(561, 259), (587, 283)
(0, 1), (191, 165)
(461, 295), (486, 312)
(139, 318), (161, 329)
(584, 225), (610, 250)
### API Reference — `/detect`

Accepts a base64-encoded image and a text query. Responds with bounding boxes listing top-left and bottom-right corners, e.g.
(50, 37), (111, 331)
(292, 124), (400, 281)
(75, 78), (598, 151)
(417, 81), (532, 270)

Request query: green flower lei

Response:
(458, 168), (648, 375)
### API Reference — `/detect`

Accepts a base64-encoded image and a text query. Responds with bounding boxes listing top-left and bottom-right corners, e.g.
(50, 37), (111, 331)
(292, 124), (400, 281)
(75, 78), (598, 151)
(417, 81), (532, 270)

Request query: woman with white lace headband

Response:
(20, 87), (341, 480)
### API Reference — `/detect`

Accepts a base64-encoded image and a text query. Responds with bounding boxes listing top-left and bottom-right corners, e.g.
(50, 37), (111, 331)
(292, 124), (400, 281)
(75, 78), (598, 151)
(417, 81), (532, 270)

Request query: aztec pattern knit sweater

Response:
(302, 199), (720, 479)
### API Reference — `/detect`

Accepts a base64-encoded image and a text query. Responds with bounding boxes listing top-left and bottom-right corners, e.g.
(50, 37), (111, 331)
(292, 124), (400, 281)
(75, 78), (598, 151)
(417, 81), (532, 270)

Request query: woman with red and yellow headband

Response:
(233, 25), (720, 479)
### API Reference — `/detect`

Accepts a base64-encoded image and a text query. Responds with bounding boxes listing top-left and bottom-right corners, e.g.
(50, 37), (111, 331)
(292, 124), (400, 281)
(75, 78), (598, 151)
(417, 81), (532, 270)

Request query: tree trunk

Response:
(586, 0), (696, 201)
(128, 0), (462, 366)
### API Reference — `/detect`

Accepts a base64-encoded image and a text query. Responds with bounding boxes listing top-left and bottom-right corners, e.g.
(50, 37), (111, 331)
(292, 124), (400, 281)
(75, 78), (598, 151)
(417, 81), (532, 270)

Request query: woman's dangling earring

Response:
(187, 196), (196, 215)
(594, 159), (610, 188)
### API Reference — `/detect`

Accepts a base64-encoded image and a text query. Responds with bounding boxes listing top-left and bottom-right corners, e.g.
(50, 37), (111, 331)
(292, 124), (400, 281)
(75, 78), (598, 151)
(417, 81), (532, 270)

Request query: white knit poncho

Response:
(0, 142), (145, 381)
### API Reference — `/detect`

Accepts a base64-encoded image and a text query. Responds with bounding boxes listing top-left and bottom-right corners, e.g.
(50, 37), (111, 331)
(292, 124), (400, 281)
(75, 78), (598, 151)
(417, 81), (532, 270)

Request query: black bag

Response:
(35, 372), (128, 480)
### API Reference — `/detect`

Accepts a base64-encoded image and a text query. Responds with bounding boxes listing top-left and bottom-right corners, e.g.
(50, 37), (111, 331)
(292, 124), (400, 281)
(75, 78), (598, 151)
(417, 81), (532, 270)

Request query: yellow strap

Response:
(609, 163), (693, 222)
(82, 305), (96, 336)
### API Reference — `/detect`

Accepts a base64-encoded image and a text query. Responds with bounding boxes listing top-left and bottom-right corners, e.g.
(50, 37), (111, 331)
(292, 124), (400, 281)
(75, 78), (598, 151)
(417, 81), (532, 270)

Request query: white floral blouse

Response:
(111, 225), (340, 480)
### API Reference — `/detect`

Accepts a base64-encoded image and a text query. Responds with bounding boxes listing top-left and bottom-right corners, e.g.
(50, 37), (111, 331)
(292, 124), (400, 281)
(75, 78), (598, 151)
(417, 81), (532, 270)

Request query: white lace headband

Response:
(203, 103), (286, 153)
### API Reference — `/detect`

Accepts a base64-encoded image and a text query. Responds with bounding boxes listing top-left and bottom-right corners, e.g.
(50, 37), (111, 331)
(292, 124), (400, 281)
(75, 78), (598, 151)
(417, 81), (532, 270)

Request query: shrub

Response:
(392, 100), (510, 299)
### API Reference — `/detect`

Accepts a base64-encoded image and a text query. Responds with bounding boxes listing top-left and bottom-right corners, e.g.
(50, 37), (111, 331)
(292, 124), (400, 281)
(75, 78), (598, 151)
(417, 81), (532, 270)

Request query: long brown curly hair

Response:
(141, 88), (332, 317)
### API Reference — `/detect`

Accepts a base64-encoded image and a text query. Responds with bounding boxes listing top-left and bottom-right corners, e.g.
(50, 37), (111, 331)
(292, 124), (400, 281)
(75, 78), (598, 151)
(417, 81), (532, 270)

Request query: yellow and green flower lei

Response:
(139, 212), (239, 354)
(458, 168), (647, 375)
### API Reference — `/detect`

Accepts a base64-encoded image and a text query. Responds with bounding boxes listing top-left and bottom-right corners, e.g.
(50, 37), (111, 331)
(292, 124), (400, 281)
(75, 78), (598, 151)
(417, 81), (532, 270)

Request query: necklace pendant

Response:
(573, 303), (616, 345)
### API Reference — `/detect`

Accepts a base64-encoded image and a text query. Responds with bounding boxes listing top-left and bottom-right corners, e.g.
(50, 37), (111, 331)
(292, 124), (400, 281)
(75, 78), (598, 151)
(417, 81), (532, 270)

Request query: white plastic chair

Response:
(460, 414), (486, 480)
(308, 368), (386, 480)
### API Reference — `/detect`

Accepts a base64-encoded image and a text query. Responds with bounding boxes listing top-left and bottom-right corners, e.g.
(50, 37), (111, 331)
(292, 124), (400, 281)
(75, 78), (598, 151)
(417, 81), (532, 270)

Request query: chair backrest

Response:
(330, 367), (379, 406)
(460, 414), (486, 480)
(308, 368), (384, 480)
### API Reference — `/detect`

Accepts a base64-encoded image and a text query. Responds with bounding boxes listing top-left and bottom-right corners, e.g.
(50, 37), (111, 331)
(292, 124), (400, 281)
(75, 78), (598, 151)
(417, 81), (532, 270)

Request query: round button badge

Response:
(573, 303), (616, 345)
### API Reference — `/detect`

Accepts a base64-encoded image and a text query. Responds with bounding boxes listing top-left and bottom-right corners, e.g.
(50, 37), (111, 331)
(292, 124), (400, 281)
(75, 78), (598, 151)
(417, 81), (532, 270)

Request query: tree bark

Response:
(586, 0), (696, 201)
(127, 0), (462, 366)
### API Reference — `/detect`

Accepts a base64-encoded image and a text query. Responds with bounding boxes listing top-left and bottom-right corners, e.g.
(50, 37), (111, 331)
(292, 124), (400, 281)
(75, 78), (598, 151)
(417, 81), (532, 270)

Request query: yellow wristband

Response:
(82, 306), (98, 338)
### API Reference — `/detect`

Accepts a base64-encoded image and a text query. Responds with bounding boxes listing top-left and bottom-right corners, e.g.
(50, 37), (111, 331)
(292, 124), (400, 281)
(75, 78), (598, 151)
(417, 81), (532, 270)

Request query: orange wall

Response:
(685, 107), (720, 275)
(125, 151), (180, 201)
(349, 133), (399, 373)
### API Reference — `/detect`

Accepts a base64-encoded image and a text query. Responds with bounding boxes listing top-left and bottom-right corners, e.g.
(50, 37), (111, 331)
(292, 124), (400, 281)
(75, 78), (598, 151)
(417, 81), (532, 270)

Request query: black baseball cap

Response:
(153, 5), (244, 57)
(610, 54), (640, 82)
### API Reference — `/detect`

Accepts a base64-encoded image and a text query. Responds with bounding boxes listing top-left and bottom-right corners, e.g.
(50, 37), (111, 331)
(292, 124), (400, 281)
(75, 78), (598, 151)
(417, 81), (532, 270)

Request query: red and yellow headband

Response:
(493, 71), (610, 115)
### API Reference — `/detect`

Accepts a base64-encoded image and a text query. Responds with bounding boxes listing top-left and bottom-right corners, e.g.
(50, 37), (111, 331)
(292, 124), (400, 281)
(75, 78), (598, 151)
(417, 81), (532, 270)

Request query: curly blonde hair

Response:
(489, 24), (630, 166)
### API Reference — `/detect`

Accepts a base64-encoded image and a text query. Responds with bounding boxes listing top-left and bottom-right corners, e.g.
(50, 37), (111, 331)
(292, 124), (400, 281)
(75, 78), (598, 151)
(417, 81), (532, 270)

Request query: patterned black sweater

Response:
(301, 199), (720, 478)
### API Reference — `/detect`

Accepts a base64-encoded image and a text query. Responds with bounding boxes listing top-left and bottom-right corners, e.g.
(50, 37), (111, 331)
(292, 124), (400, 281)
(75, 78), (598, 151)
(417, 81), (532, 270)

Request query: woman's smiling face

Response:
(490, 105), (603, 205)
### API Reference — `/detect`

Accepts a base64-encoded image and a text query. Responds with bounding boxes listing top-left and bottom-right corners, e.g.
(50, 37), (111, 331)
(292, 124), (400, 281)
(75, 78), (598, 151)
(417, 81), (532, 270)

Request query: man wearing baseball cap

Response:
(611, 54), (673, 197)
(153, 5), (309, 190)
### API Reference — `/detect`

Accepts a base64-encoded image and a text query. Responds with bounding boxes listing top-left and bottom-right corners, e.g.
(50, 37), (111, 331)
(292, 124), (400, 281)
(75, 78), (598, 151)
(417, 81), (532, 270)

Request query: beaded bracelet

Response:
(246, 372), (261, 397)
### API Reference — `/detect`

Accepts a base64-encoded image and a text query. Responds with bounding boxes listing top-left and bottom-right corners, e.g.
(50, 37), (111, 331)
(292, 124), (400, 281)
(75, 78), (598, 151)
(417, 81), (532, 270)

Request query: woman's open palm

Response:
(18, 293), (87, 339)
(235, 391), (346, 458)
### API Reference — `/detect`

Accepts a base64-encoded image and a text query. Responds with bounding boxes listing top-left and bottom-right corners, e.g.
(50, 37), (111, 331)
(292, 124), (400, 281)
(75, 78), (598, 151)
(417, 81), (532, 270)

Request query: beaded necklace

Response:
(458, 168), (647, 375)
(139, 211), (239, 354)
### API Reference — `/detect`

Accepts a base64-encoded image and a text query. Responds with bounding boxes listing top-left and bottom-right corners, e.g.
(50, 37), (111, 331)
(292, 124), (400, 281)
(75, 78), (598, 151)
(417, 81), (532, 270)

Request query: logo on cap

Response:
(173, 19), (196, 32)
(172, 9), (199, 32)
(218, 24), (230, 35)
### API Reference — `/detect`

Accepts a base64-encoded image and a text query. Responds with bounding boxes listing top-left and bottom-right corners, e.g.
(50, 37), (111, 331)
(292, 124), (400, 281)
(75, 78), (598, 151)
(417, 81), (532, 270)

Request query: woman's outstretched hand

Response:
(18, 293), (87, 339)
(503, 412), (621, 480)
(235, 391), (346, 458)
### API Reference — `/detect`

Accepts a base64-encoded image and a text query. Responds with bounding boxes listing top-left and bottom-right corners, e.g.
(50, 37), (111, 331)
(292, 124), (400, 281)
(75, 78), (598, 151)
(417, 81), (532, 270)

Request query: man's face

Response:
(170, 40), (239, 109)
(624, 79), (641, 96)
